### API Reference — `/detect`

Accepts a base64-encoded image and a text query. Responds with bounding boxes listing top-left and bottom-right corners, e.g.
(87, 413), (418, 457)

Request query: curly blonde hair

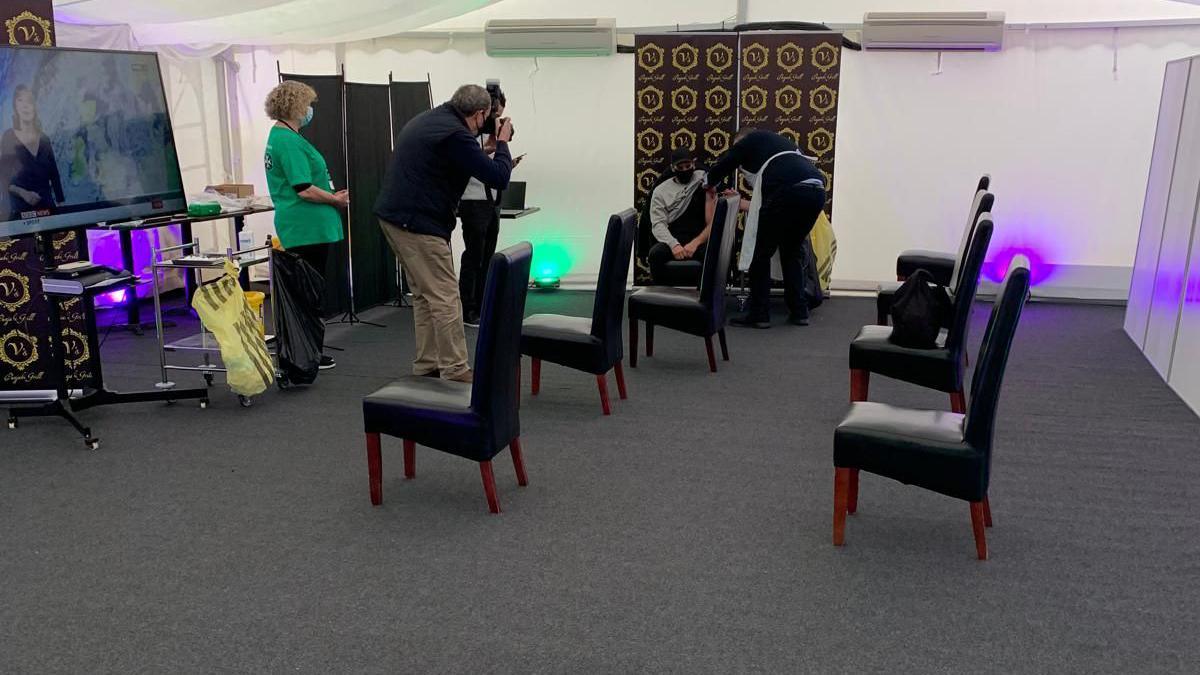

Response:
(265, 80), (317, 122)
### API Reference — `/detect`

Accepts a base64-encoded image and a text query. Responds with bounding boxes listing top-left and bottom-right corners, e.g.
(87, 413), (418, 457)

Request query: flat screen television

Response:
(0, 46), (185, 239)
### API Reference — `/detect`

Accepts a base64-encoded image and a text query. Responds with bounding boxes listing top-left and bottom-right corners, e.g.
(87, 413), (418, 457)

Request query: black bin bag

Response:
(271, 249), (325, 385)
(889, 268), (952, 349)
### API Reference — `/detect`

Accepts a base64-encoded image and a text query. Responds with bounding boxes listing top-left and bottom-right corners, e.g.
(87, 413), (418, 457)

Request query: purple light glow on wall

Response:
(984, 247), (1050, 286)
(86, 226), (185, 308)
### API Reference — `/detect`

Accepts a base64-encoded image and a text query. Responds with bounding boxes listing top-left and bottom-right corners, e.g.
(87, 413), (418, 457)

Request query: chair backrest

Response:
(590, 209), (638, 360)
(964, 264), (1031, 453)
(945, 214), (994, 353)
(976, 174), (991, 192)
(699, 195), (740, 315)
(471, 242), (533, 448)
(950, 190), (994, 293)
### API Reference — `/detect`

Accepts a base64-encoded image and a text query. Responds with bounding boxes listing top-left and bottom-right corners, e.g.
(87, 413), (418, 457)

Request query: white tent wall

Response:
(230, 25), (1200, 298)
(232, 37), (633, 286)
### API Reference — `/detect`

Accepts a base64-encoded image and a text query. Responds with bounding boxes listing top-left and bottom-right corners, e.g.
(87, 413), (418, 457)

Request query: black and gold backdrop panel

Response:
(737, 32), (840, 216)
(633, 34), (738, 283)
(1, 0), (98, 391)
(632, 32), (841, 285)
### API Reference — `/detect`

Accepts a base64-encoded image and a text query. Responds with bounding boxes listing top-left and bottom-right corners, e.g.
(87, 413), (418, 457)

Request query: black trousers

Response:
(459, 200), (500, 316)
(748, 182), (826, 320)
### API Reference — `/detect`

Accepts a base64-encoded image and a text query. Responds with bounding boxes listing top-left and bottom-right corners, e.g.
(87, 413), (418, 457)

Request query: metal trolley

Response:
(150, 241), (279, 408)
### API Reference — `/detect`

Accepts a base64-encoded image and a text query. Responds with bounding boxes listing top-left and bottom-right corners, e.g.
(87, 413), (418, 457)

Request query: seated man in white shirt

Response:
(646, 148), (716, 285)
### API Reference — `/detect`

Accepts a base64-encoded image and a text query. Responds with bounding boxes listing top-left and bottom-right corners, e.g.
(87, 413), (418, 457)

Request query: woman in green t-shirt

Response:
(264, 80), (348, 370)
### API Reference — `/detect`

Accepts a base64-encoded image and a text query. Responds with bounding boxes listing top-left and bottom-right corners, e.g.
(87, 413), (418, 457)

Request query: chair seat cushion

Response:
(628, 286), (711, 337)
(521, 314), (609, 374)
(849, 325), (962, 393)
(896, 249), (955, 285)
(363, 377), (495, 461)
(834, 401), (985, 502)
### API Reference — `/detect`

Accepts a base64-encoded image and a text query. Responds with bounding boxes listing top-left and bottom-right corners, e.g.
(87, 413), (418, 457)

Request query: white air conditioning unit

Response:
(862, 11), (1005, 51)
(485, 18), (616, 57)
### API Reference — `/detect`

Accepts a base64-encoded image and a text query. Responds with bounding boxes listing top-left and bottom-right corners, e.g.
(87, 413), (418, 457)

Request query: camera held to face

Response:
(480, 78), (510, 139)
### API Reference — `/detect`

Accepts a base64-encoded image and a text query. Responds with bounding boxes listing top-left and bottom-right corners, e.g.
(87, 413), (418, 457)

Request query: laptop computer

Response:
(499, 182), (538, 218)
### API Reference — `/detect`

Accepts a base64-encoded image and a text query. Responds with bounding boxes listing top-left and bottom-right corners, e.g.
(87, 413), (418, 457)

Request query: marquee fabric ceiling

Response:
(53, 0), (1200, 46)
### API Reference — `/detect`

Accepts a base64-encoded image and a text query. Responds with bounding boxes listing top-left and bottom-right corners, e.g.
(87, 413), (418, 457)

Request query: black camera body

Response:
(480, 78), (509, 138)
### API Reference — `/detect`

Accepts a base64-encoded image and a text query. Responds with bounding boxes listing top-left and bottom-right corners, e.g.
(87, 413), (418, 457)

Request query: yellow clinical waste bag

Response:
(191, 260), (273, 397)
(809, 210), (837, 294)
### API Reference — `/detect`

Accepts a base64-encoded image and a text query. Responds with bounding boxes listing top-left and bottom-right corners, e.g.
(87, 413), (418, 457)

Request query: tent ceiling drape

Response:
(55, 0), (1200, 47)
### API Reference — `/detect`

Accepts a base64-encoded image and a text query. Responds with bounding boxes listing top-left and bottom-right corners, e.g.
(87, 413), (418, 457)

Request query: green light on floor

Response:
(530, 240), (572, 289)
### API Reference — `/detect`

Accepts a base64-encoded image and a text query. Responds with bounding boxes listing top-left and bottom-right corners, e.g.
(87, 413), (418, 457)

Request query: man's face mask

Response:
(673, 162), (695, 182)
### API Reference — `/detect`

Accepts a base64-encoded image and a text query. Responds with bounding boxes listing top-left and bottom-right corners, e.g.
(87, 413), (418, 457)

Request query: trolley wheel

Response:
(199, 399), (209, 410)
(238, 395), (253, 408)
(203, 373), (214, 387)
(276, 376), (292, 391)
(7, 417), (17, 429)
(85, 438), (100, 451)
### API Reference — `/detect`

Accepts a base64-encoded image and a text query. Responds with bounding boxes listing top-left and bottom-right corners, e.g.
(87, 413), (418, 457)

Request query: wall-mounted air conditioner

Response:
(485, 18), (617, 57)
(862, 12), (1006, 51)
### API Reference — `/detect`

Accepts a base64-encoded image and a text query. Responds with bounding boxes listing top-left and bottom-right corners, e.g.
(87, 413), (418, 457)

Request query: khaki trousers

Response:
(378, 220), (469, 378)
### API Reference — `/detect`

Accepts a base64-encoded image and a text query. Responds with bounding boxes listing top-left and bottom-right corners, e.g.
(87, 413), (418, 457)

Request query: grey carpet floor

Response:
(1, 292), (1198, 673)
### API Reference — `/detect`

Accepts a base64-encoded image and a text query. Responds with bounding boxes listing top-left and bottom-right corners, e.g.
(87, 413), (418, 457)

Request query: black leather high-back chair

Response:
(851, 215), (994, 414)
(522, 210), (637, 415)
(833, 265), (1030, 560)
(628, 195), (739, 373)
(363, 243), (532, 514)
(878, 189), (995, 324)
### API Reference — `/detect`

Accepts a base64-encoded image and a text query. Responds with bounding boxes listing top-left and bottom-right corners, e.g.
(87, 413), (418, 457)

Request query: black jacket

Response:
(374, 103), (512, 240)
(705, 130), (823, 197)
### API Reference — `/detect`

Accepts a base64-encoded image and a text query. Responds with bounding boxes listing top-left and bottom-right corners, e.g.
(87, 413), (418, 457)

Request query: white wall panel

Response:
(1144, 59), (1200, 377)
(1167, 147), (1200, 415)
(1126, 59), (1191, 346)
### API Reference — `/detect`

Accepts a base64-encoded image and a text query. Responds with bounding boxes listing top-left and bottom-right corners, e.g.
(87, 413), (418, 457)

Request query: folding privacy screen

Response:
(278, 70), (432, 317)
(1126, 54), (1200, 415)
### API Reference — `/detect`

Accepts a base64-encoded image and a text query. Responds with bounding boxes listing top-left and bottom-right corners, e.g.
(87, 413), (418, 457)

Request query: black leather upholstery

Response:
(851, 217), (993, 393)
(896, 176), (992, 283)
(835, 265), (1030, 503)
(655, 260), (703, 287)
(363, 243), (532, 462)
(628, 195), (738, 338)
(520, 210), (636, 374)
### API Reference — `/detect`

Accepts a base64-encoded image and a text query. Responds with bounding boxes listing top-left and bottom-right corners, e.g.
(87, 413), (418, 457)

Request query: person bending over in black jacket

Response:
(705, 128), (825, 328)
(375, 84), (513, 383)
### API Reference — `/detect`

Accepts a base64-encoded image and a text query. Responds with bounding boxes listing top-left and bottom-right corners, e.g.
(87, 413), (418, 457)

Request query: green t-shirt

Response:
(264, 126), (345, 248)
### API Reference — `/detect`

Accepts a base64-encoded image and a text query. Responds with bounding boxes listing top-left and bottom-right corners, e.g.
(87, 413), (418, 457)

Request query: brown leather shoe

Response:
(445, 369), (474, 384)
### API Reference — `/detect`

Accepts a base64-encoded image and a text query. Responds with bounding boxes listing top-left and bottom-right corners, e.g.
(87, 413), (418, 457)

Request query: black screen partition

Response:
(278, 72), (349, 316)
(390, 79), (433, 133)
(345, 82), (396, 309)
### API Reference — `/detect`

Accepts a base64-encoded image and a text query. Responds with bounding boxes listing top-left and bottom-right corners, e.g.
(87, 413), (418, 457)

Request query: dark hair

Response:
(12, 85), (39, 133)
(734, 126), (756, 143)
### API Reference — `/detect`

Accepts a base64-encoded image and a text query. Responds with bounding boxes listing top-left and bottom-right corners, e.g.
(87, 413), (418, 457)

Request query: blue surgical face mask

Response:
(300, 106), (314, 128)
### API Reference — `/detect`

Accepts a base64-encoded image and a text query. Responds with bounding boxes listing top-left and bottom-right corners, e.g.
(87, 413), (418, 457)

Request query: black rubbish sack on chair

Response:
(889, 268), (952, 349)
(272, 249), (326, 385)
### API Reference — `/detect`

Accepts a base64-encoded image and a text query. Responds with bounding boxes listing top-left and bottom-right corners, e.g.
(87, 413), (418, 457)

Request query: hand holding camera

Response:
(496, 117), (514, 143)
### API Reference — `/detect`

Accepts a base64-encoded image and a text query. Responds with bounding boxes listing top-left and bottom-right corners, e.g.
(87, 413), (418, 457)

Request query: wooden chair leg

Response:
(950, 391), (966, 414)
(718, 328), (730, 361)
(531, 358), (541, 396)
(614, 361), (628, 400)
(480, 461), (501, 514)
(833, 468), (850, 546)
(629, 321), (638, 368)
(970, 501), (988, 560)
(646, 323), (655, 357)
(705, 336), (718, 373)
(366, 433), (382, 506)
(510, 437), (528, 487)
(403, 440), (415, 479)
(897, 274), (907, 282)
(596, 373), (612, 415)
(983, 496), (993, 527)
(847, 469), (859, 515)
(850, 369), (870, 403)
